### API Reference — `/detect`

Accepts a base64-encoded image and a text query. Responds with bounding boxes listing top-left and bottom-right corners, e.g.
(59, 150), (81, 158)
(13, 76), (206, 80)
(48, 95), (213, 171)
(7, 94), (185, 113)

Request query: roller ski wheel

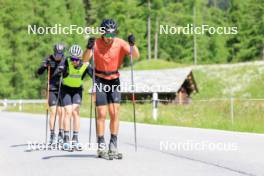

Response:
(62, 135), (72, 151)
(108, 150), (123, 160)
(62, 142), (72, 151)
(57, 134), (64, 146)
(97, 149), (113, 160)
(71, 141), (83, 151)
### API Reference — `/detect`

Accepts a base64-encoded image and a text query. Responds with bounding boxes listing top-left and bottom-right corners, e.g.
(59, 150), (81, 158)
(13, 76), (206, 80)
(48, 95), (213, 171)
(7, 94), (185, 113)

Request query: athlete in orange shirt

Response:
(83, 19), (140, 158)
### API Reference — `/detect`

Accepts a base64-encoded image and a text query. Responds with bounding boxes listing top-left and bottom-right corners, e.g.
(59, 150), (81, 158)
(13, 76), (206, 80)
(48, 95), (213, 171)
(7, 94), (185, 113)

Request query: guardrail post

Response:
(152, 92), (158, 120)
(4, 99), (8, 109)
(19, 99), (22, 111)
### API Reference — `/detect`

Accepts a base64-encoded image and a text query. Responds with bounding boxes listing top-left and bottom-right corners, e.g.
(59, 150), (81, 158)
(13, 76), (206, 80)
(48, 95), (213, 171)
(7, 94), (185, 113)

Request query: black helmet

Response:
(100, 19), (117, 34)
(53, 43), (65, 59)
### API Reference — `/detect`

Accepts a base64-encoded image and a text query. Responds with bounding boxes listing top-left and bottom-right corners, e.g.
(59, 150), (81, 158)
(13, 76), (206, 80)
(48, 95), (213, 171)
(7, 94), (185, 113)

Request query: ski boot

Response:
(97, 143), (113, 160)
(108, 142), (123, 160)
(48, 133), (57, 149)
(98, 149), (113, 160)
(57, 132), (64, 143)
(57, 132), (64, 149)
(62, 135), (71, 151)
(72, 135), (83, 151)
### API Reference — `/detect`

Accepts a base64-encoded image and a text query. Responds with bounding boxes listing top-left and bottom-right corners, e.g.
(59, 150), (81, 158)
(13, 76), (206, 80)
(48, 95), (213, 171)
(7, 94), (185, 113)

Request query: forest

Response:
(0, 0), (263, 98)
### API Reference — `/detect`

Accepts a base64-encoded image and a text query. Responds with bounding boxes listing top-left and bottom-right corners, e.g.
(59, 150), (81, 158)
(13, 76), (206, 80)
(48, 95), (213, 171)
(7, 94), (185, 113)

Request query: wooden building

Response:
(119, 68), (198, 104)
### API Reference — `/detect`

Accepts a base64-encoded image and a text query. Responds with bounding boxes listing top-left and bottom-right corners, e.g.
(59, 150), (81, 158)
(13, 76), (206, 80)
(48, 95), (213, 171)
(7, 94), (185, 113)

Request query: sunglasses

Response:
(54, 53), (63, 59)
(104, 33), (116, 38)
(71, 57), (80, 62)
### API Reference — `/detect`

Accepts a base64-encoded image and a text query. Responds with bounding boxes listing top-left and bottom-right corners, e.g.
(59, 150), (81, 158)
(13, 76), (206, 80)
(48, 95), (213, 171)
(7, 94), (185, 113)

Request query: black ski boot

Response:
(57, 132), (64, 146)
(72, 135), (83, 151)
(49, 133), (56, 146)
(62, 135), (71, 151)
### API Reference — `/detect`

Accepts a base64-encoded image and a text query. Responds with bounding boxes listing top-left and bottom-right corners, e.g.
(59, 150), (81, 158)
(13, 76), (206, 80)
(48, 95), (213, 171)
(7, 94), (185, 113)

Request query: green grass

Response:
(192, 64), (264, 99)
(6, 60), (264, 133)
(6, 98), (264, 133)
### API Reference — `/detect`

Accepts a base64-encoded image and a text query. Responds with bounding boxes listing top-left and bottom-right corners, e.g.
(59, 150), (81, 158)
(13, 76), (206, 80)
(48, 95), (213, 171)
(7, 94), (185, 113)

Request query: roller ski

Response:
(108, 141), (123, 160)
(108, 150), (123, 160)
(97, 149), (113, 160)
(97, 141), (113, 160)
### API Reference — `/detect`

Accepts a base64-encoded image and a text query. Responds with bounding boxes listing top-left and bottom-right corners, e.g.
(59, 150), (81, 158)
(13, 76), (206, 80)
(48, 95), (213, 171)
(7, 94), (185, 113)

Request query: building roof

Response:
(119, 68), (198, 94)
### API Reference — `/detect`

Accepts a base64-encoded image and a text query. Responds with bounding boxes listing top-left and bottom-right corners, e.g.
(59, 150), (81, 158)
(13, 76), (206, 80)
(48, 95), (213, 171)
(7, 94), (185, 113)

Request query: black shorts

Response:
(48, 91), (62, 107)
(61, 86), (83, 106)
(95, 77), (121, 106)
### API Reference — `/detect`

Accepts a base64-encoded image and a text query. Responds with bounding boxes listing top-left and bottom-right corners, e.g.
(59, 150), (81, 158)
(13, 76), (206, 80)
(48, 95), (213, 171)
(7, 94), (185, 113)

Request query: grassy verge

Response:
(6, 97), (264, 133)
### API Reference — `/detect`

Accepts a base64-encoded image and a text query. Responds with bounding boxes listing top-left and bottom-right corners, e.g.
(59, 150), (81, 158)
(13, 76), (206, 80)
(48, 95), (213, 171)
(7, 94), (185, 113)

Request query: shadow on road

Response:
(10, 144), (29, 148)
(42, 154), (97, 160)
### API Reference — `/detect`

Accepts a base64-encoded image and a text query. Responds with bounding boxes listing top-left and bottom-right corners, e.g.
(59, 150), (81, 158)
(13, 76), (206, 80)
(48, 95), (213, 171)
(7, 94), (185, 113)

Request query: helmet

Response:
(100, 19), (117, 34)
(53, 43), (65, 59)
(54, 43), (65, 54)
(69, 44), (83, 58)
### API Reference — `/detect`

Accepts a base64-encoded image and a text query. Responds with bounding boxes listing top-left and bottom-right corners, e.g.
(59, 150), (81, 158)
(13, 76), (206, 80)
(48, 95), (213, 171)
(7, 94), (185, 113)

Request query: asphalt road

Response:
(0, 112), (263, 176)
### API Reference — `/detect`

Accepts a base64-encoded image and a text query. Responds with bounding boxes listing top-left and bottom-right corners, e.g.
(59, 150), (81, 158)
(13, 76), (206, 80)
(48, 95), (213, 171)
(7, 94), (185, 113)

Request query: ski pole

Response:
(45, 66), (51, 145)
(89, 48), (98, 144)
(70, 116), (72, 144)
(129, 45), (137, 152)
(88, 67), (93, 146)
(52, 73), (63, 136)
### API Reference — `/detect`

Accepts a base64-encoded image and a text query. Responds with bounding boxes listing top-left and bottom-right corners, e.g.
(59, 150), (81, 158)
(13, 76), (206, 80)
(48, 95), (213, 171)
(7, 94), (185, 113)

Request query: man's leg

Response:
(57, 106), (64, 143)
(48, 91), (58, 144)
(69, 90), (83, 150)
(95, 83), (108, 150)
(72, 104), (80, 142)
(108, 103), (120, 152)
(72, 104), (80, 132)
(108, 82), (121, 150)
(58, 107), (65, 130)
(96, 105), (107, 149)
(62, 91), (73, 149)
(64, 105), (72, 133)
(49, 106), (56, 130)
(48, 106), (56, 144)
(108, 103), (120, 135)
(62, 105), (72, 149)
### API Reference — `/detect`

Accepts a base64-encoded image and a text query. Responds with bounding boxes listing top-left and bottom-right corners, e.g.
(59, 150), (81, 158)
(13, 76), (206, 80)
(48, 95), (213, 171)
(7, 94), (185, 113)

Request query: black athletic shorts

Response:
(48, 90), (62, 107)
(61, 85), (83, 106)
(95, 76), (121, 106)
